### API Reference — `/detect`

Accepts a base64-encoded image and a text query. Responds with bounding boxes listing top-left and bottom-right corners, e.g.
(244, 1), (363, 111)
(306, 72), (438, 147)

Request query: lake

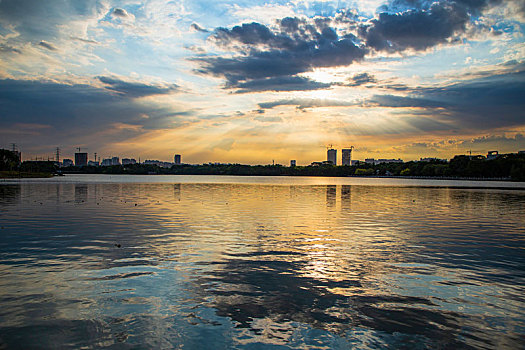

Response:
(1, 175), (524, 349)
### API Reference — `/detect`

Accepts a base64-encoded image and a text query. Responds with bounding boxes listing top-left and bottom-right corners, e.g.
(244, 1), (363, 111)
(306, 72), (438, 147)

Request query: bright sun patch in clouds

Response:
(0, 0), (524, 163)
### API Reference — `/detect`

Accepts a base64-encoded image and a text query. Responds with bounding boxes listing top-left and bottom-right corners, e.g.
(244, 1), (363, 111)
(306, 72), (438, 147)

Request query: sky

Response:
(0, 0), (524, 164)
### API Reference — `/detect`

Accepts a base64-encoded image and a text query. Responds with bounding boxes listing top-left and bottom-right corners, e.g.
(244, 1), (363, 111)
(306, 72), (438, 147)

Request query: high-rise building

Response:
(290, 160), (296, 167)
(174, 154), (181, 165)
(75, 152), (88, 167)
(327, 148), (337, 165)
(342, 148), (352, 166)
(111, 157), (120, 165)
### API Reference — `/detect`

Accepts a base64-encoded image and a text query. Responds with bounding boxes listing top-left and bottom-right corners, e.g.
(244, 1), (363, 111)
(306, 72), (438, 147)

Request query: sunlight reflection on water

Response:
(0, 179), (524, 349)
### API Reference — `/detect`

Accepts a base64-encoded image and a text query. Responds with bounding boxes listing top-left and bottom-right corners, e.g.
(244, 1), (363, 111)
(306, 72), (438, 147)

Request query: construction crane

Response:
(76, 147), (88, 154)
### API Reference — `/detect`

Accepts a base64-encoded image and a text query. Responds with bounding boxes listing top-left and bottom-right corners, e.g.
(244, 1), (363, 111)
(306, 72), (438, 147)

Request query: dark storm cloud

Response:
(0, 79), (190, 151)
(369, 70), (525, 130)
(362, 0), (509, 52)
(97, 76), (179, 97)
(195, 17), (366, 89)
(197, 37), (365, 83)
(360, 2), (470, 52)
(234, 76), (330, 93)
(38, 40), (58, 51)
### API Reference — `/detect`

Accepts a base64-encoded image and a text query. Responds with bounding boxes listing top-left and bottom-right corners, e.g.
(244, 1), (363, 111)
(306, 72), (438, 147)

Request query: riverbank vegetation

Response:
(2, 149), (524, 181)
(62, 153), (524, 181)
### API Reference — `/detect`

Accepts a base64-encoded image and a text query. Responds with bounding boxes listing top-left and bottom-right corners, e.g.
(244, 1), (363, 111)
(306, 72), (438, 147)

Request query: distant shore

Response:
(0, 171), (53, 179)
(58, 172), (514, 182)
(4, 151), (524, 182)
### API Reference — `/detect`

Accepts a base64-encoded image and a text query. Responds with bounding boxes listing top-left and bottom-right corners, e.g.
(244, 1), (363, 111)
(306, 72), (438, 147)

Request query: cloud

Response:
(254, 115), (283, 123)
(0, 44), (22, 54)
(38, 40), (58, 51)
(69, 36), (99, 44)
(194, 0), (510, 93)
(0, 78), (191, 153)
(110, 7), (135, 22)
(97, 76), (179, 97)
(190, 23), (208, 33)
(368, 69), (525, 130)
(111, 8), (129, 18)
(256, 68), (525, 133)
(366, 94), (446, 108)
(360, 2), (470, 52)
(258, 98), (356, 110)
(380, 0), (502, 15)
(394, 133), (525, 154)
(361, 0), (515, 53)
(195, 17), (366, 89)
(234, 76), (331, 93)
(0, 0), (108, 40)
(460, 133), (525, 148)
(345, 73), (377, 87)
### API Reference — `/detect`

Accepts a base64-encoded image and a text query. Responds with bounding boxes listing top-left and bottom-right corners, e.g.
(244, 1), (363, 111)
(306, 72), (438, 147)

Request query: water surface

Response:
(1, 176), (524, 349)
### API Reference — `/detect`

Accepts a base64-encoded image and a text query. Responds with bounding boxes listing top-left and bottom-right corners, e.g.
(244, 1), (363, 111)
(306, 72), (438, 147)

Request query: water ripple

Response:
(0, 181), (524, 349)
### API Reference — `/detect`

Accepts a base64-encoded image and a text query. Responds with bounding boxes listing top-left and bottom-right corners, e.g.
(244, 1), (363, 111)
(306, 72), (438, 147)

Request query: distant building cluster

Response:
(298, 147), (519, 167)
(364, 158), (403, 165)
(99, 157), (116, 166)
(8, 143), (525, 169)
(144, 160), (174, 168)
(309, 146), (354, 166)
(59, 151), (183, 168)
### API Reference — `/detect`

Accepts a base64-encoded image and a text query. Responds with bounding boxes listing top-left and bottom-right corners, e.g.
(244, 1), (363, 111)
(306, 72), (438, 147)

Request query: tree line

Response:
(2, 149), (524, 181)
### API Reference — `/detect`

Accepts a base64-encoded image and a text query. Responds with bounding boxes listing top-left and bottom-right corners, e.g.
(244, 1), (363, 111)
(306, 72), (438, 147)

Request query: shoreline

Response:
(58, 172), (516, 182)
(0, 171), (53, 179)
(2, 174), (524, 189)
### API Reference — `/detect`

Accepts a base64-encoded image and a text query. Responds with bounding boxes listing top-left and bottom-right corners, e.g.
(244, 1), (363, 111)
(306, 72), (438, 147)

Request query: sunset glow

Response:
(1, 0), (524, 163)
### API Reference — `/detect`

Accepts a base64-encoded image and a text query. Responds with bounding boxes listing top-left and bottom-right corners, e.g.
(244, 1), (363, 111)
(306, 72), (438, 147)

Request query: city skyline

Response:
(0, 0), (524, 164)
(7, 144), (522, 167)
